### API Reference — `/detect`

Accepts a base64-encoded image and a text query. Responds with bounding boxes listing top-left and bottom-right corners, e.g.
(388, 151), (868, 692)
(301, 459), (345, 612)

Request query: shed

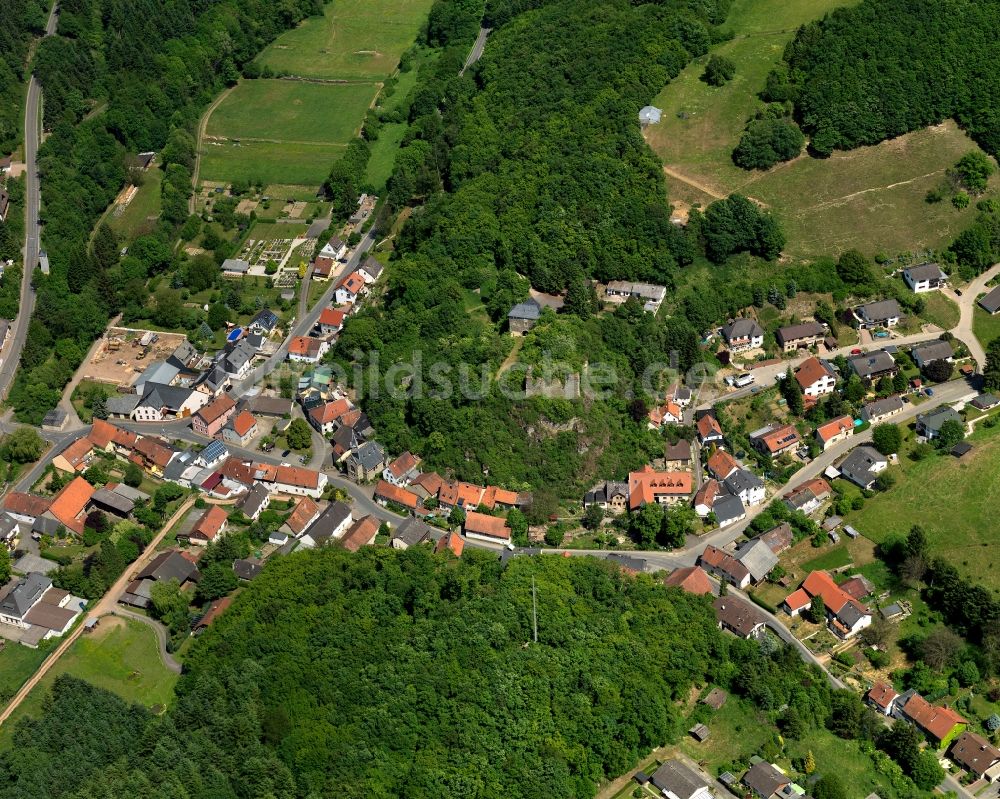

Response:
(633, 771), (650, 785)
(828, 530), (841, 543)
(701, 688), (728, 710)
(844, 525), (860, 539)
(639, 105), (662, 125)
(688, 723), (711, 742)
(951, 442), (973, 458)
(880, 603), (903, 620)
(822, 515), (842, 531)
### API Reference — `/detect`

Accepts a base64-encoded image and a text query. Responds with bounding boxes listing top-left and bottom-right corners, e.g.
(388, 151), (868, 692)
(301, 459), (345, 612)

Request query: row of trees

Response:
(0, 0), (46, 153)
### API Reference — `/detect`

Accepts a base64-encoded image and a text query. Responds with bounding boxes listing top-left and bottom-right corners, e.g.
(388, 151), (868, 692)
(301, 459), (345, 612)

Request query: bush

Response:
(733, 118), (805, 170)
(703, 54), (735, 86)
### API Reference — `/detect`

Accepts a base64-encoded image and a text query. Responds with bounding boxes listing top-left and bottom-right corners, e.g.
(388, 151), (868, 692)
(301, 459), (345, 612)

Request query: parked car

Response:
(733, 373), (755, 388)
(955, 289), (963, 296)
(281, 449), (290, 457)
(851, 348), (863, 355)
(925, 388), (934, 396)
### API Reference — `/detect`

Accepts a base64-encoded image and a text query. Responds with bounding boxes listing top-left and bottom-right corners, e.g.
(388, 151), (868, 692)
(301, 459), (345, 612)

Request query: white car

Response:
(733, 373), (755, 388)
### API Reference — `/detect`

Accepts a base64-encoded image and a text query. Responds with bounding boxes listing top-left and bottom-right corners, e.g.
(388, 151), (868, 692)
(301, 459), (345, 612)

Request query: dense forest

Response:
(781, 0), (1000, 157)
(0, 0), (46, 154)
(7, 0), (324, 422)
(0, 549), (928, 799)
(325, 0), (792, 501)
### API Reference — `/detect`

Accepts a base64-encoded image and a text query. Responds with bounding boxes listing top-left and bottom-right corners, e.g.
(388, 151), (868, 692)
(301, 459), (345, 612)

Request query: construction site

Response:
(79, 328), (190, 389)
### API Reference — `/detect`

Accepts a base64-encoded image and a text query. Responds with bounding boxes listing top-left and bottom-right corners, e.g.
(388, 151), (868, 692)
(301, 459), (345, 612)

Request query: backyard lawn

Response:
(0, 644), (49, 710)
(972, 305), (1000, 352)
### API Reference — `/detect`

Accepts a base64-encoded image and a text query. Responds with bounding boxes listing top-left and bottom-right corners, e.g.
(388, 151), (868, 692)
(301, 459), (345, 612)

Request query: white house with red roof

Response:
(335, 272), (367, 305)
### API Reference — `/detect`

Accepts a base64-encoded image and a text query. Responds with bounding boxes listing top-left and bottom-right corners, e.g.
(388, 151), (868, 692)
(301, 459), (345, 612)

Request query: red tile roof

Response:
(706, 449), (739, 479)
(411, 472), (445, 495)
(463, 511), (510, 540)
(312, 256), (335, 277)
(57, 437), (93, 470)
(48, 476), (96, 534)
(697, 414), (723, 440)
(434, 531), (464, 557)
(88, 419), (118, 449)
(386, 451), (421, 480)
(288, 336), (321, 357)
(438, 480), (485, 509)
(902, 694), (967, 742)
(699, 545), (750, 584)
(318, 307), (346, 328)
(273, 465), (321, 490)
(481, 485), (519, 508)
(2, 492), (52, 518)
(192, 506), (228, 541)
(795, 356), (834, 390)
(229, 410), (257, 437)
(196, 595), (233, 628)
(374, 480), (419, 510)
(133, 436), (175, 467)
(310, 398), (351, 426)
(340, 515), (379, 552)
(664, 566), (713, 595)
(693, 478), (720, 509)
(285, 497), (321, 534)
(816, 414), (853, 443)
(627, 466), (692, 509)
(337, 272), (365, 295)
(757, 424), (801, 454)
(866, 682), (898, 711)
(196, 394), (236, 425)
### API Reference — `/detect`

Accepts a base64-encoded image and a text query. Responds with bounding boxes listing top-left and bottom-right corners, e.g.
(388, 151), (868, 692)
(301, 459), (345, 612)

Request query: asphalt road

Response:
(461, 27), (490, 75)
(0, 4), (58, 402)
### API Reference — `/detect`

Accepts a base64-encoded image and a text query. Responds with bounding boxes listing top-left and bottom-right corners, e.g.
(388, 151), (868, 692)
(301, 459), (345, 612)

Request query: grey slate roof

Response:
(776, 321), (825, 344)
(238, 483), (270, 518)
(904, 262), (946, 283)
(862, 395), (904, 421)
(734, 538), (779, 582)
(856, 299), (901, 324)
(713, 493), (746, 525)
(972, 393), (1000, 410)
(167, 340), (198, 370)
(305, 501), (353, 544)
(724, 468), (764, 497)
(105, 394), (142, 416)
(584, 481), (628, 505)
(347, 440), (386, 472)
(649, 760), (707, 799)
(508, 298), (541, 321)
(0, 573), (51, 620)
(163, 449), (197, 482)
(721, 318), (764, 342)
(195, 364), (229, 393)
(138, 551), (199, 584)
(838, 445), (887, 489)
(221, 340), (256, 375)
(911, 339), (953, 366)
(249, 396), (293, 416)
(743, 761), (788, 797)
(361, 256), (384, 280)
(393, 517), (435, 548)
(233, 558), (263, 580)
(979, 285), (1000, 314)
(138, 382), (195, 413)
(849, 351), (897, 380)
(250, 308), (279, 332)
(917, 405), (963, 436)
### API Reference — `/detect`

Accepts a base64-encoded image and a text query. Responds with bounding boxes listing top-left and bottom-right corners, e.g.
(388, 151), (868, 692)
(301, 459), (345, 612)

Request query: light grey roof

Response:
(138, 382), (195, 412)
(163, 449), (197, 481)
(837, 600), (869, 628)
(649, 759), (706, 799)
(361, 256), (383, 279)
(849, 351), (896, 380)
(639, 105), (662, 123)
(222, 341), (256, 375)
(839, 445), (887, 488)
(0, 573), (51, 619)
(221, 258), (250, 273)
(305, 501), (353, 544)
(89, 488), (135, 515)
(733, 538), (779, 582)
(979, 285), (1000, 314)
(917, 405), (962, 435)
(393, 517), (435, 547)
(508, 298), (541, 321)
(904, 263), (946, 282)
(167, 340), (198, 369)
(722, 318), (764, 341)
(238, 483), (270, 517)
(862, 395), (904, 420)
(856, 299), (901, 324)
(138, 551), (199, 584)
(713, 493), (746, 525)
(111, 484), (150, 503)
(911, 340), (953, 365)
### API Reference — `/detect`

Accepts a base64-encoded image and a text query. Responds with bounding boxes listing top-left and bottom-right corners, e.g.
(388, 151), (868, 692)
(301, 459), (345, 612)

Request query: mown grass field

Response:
(848, 418), (1000, 588)
(206, 80), (377, 145)
(255, 0), (436, 80)
(0, 617), (179, 748)
(108, 165), (162, 241)
(973, 305), (1000, 352)
(200, 139), (348, 187)
(0, 644), (48, 710)
(644, 0), (998, 260)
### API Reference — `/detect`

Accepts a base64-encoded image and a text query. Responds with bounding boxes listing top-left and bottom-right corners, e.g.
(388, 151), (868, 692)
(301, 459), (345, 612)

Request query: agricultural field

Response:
(254, 0), (436, 80)
(0, 644), (48, 710)
(200, 139), (348, 187)
(644, 0), (999, 260)
(0, 617), (179, 748)
(848, 417), (1000, 588)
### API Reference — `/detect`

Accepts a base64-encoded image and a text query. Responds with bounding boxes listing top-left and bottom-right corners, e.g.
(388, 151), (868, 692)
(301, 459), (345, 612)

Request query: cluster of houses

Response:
(0, 572), (86, 647)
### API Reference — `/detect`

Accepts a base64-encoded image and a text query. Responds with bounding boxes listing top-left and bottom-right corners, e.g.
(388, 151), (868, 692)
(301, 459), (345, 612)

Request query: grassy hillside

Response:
(643, 0), (998, 260)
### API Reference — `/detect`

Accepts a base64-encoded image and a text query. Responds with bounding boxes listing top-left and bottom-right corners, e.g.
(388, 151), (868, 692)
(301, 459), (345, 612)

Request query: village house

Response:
(815, 415), (854, 451)
(52, 437), (95, 473)
(507, 298), (542, 336)
(903, 262), (948, 293)
(391, 518), (435, 549)
(647, 399), (682, 429)
(916, 405), (963, 440)
(713, 596), (766, 640)
(848, 350), (899, 384)
(237, 483), (271, 521)
(837, 445), (888, 489)
(712, 492), (747, 527)
(0, 573), (82, 645)
(318, 307), (346, 336)
(179, 505), (228, 546)
(664, 565), (713, 595)
(912, 339), (954, 370)
(463, 511), (510, 545)
(311, 256), (335, 281)
(373, 480), (420, 513)
(120, 550), (199, 609)
(749, 424), (801, 457)
(335, 272), (367, 306)
(382, 451), (422, 487)
(132, 383), (207, 421)
(299, 502), (353, 548)
(783, 570), (872, 639)
(604, 281), (666, 313)
(44, 476), (96, 535)
(627, 466), (692, 509)
(723, 468), (765, 506)
(782, 478), (831, 515)
(861, 395), (904, 424)
(287, 336), (329, 364)
(340, 515), (380, 553)
(2, 492), (52, 526)
(949, 731), (1000, 781)
(865, 683), (899, 716)
(647, 760), (712, 799)
(898, 692), (967, 748)
(664, 440), (692, 470)
(732, 538), (778, 583)
(720, 318), (764, 352)
(282, 497), (321, 537)
(248, 308), (280, 337)
(309, 398), (352, 435)
(853, 298), (902, 328)
(706, 449), (739, 481)
(267, 465), (328, 498)
(692, 479), (720, 517)
(696, 413), (725, 446)
(357, 256), (383, 284)
(434, 530), (464, 558)
(191, 394), (237, 438)
(775, 321), (825, 353)
(757, 521), (794, 554)
(698, 545), (751, 589)
(742, 761), (790, 799)
(194, 440), (228, 470)
(319, 236), (347, 261)
(794, 356), (837, 397)
(437, 481), (520, 513)
(979, 285), (1000, 315)
(131, 436), (178, 477)
(583, 481), (629, 514)
(221, 258), (250, 277)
